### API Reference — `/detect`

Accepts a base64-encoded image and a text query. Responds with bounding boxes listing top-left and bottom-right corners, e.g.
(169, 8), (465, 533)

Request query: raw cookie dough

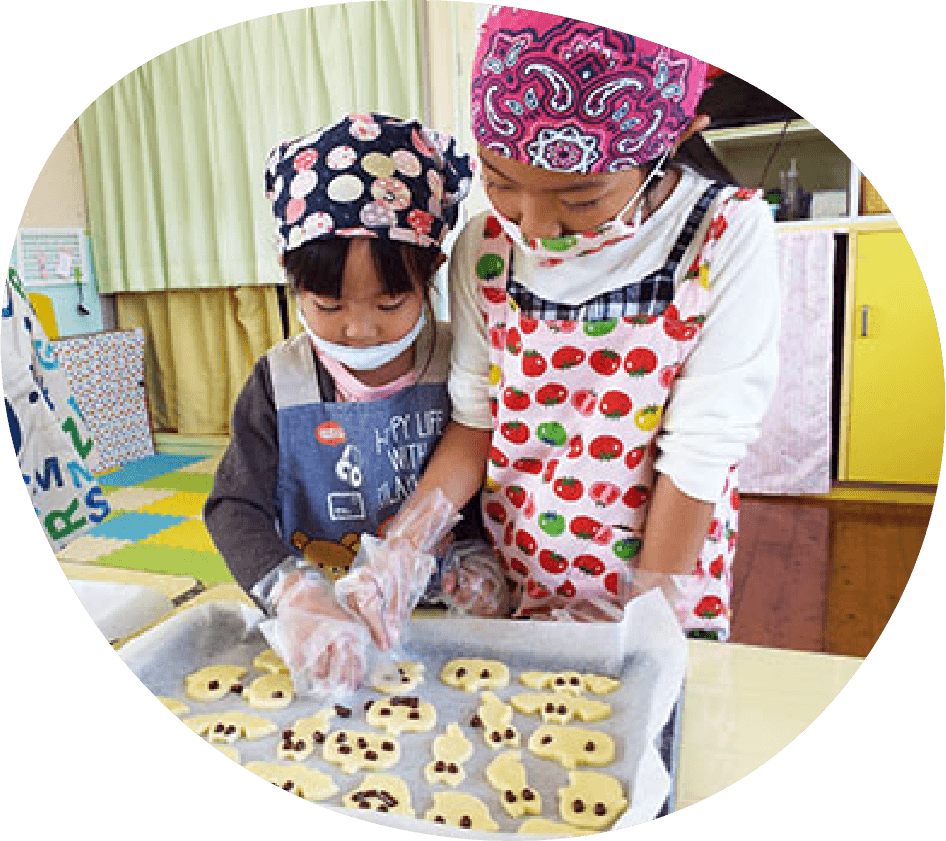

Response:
(343, 772), (415, 816)
(441, 658), (510, 693)
(425, 791), (500, 831)
(485, 750), (542, 818)
(424, 723), (473, 787)
(157, 696), (189, 716)
(527, 724), (615, 769)
(519, 671), (620, 696)
(322, 729), (401, 774)
(518, 818), (595, 836)
(371, 661), (424, 693)
(473, 691), (520, 750)
(183, 711), (276, 744)
(253, 648), (290, 675)
(366, 695), (436, 735)
(243, 673), (294, 710)
(245, 761), (338, 801)
(511, 692), (611, 725)
(278, 708), (336, 761)
(558, 771), (628, 829)
(184, 665), (248, 701)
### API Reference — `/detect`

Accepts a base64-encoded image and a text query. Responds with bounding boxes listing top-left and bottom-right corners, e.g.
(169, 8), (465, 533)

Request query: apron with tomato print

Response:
(477, 183), (757, 641)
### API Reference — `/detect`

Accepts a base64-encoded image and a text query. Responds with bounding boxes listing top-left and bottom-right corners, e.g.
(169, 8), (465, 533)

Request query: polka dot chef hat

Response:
(265, 112), (474, 255)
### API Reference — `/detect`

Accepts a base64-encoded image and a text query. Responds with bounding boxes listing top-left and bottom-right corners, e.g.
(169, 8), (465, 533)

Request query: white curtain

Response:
(740, 230), (836, 494)
(72, 1), (427, 434)
(77, 1), (425, 295)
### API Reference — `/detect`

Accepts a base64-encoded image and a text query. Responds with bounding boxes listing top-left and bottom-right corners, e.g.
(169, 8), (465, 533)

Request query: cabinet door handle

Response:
(860, 305), (869, 337)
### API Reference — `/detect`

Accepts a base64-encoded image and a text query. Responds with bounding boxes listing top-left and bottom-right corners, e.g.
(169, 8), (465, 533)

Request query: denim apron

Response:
(268, 329), (451, 582)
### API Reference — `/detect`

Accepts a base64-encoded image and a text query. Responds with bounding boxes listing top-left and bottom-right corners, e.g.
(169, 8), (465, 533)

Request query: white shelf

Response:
(774, 215), (898, 232)
(703, 119), (818, 146)
(701, 119), (898, 227)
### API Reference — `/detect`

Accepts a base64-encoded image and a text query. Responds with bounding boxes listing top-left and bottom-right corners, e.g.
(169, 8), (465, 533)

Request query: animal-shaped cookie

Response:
(527, 724), (615, 769)
(558, 771), (628, 829)
(183, 711), (276, 744)
(365, 695), (437, 735)
(424, 723), (473, 787)
(157, 696), (189, 716)
(343, 773), (415, 816)
(243, 673), (294, 710)
(441, 658), (510, 692)
(371, 661), (424, 693)
(184, 665), (248, 701)
(519, 671), (620, 696)
(253, 648), (290, 675)
(510, 692), (611, 725)
(485, 750), (542, 818)
(322, 729), (400, 774)
(518, 818), (595, 836)
(244, 761), (338, 801)
(278, 708), (336, 761)
(472, 691), (520, 749)
(425, 792), (500, 831)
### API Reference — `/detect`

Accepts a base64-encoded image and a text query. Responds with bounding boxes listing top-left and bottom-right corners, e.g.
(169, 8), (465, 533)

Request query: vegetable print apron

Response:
(477, 185), (756, 640)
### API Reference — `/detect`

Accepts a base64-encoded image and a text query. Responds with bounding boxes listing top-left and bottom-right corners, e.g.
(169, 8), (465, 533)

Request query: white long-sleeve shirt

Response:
(447, 166), (780, 502)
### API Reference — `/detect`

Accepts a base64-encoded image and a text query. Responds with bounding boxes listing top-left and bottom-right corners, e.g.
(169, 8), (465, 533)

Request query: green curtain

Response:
(78, 1), (425, 294)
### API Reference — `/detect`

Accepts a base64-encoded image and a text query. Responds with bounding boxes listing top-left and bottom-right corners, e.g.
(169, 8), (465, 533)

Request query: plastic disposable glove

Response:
(438, 540), (513, 618)
(259, 573), (369, 698)
(336, 488), (460, 650)
(524, 566), (691, 625)
(628, 568), (695, 628)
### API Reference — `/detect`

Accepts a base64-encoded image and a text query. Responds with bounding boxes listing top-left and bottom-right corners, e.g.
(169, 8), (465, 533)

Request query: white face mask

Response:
(490, 151), (670, 267)
(297, 304), (427, 371)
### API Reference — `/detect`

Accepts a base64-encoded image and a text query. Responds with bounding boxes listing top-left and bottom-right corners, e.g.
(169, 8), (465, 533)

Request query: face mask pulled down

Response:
(297, 305), (425, 402)
(490, 151), (670, 267)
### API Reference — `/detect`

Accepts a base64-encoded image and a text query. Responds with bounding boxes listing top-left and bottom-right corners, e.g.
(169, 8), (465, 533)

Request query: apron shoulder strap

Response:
(267, 334), (326, 410)
(416, 319), (452, 385)
(655, 181), (726, 279)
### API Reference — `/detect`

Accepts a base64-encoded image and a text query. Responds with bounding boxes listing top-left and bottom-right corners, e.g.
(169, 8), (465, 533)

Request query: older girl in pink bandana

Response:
(342, 7), (779, 643)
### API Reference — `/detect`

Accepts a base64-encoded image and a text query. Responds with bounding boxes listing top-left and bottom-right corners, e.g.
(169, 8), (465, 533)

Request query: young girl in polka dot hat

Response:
(205, 113), (492, 694)
(343, 9), (779, 644)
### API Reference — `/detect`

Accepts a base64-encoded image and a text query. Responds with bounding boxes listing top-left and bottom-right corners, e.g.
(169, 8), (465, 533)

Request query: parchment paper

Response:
(119, 589), (686, 838)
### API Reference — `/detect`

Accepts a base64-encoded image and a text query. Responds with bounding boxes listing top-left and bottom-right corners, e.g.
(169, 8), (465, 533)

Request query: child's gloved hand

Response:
(336, 489), (460, 651)
(524, 566), (691, 625)
(259, 573), (369, 697)
(628, 568), (695, 628)
(439, 540), (513, 618)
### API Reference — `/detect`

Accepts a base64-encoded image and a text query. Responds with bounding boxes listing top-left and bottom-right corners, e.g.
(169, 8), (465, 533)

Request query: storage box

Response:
(860, 175), (890, 215)
(811, 189), (848, 219)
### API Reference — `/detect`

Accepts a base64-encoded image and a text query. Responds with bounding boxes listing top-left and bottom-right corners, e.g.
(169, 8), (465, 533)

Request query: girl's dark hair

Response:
(282, 238), (442, 304)
(284, 237), (443, 380)
(640, 133), (738, 213)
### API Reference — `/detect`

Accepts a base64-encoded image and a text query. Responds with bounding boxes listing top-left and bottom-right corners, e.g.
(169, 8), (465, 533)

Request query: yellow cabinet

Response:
(845, 230), (944, 484)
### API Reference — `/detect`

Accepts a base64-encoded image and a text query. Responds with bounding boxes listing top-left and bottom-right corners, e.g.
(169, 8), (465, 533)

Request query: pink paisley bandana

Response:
(471, 6), (710, 173)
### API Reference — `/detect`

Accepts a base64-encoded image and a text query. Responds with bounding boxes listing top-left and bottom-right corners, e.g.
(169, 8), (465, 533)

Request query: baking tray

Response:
(60, 562), (200, 646)
(119, 590), (686, 838)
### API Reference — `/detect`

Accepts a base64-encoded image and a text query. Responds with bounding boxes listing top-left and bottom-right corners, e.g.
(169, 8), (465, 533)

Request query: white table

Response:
(676, 639), (862, 809)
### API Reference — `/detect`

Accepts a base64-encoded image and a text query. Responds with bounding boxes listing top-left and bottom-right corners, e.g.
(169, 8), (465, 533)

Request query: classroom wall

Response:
(19, 124), (87, 228)
(15, 123), (108, 336)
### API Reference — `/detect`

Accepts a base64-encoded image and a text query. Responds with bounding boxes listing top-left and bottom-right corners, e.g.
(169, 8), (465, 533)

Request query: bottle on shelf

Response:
(779, 158), (800, 221)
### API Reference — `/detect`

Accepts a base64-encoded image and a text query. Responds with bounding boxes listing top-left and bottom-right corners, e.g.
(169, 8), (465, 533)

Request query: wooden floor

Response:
(730, 496), (933, 658)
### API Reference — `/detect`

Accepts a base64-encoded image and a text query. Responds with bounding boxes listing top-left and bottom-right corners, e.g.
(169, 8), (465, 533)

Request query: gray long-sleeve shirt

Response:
(204, 323), (485, 598)
(204, 355), (295, 594)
